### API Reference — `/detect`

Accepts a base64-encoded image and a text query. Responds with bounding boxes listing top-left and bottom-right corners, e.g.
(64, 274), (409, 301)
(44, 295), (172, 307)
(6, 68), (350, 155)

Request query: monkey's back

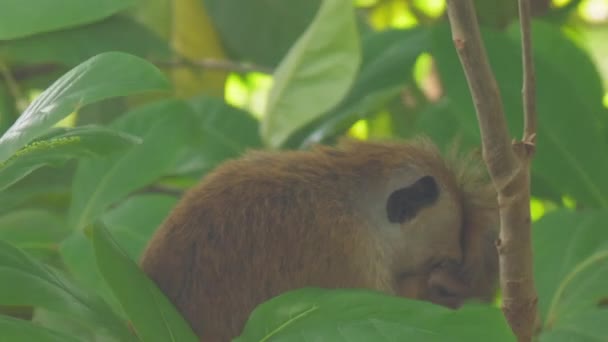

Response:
(140, 144), (396, 341)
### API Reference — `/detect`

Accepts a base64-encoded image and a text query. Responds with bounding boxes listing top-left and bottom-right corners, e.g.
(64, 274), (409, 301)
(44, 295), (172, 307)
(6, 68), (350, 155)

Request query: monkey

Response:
(140, 138), (499, 341)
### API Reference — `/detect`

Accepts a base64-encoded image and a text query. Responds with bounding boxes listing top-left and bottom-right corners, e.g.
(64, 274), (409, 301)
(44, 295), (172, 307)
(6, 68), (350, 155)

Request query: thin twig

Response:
(0, 62), (23, 100)
(0, 61), (29, 112)
(445, 1), (538, 341)
(10, 63), (60, 81)
(132, 184), (184, 198)
(7, 56), (273, 82)
(155, 58), (273, 74)
(519, 0), (536, 142)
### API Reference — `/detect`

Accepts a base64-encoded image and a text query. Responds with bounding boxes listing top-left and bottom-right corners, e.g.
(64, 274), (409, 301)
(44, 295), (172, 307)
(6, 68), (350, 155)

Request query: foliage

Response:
(0, 0), (607, 341)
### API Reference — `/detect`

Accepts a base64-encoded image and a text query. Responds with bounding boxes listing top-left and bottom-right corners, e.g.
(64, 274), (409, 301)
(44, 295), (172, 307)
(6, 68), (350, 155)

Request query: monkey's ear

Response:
(386, 176), (439, 223)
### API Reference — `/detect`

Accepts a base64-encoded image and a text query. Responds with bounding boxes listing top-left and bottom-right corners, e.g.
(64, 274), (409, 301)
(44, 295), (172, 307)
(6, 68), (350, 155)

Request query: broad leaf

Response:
(237, 288), (512, 341)
(431, 23), (608, 207)
(262, 0), (361, 147)
(0, 239), (134, 341)
(179, 96), (261, 174)
(0, 126), (141, 191)
(0, 52), (170, 163)
(0, 16), (171, 67)
(539, 309), (608, 342)
(0, 167), (73, 216)
(68, 100), (196, 230)
(92, 224), (198, 342)
(0, 0), (135, 39)
(0, 315), (81, 342)
(202, 0), (320, 66)
(534, 210), (608, 341)
(103, 194), (178, 260)
(507, 22), (605, 126)
(295, 28), (429, 146)
(0, 209), (67, 261)
(61, 194), (177, 308)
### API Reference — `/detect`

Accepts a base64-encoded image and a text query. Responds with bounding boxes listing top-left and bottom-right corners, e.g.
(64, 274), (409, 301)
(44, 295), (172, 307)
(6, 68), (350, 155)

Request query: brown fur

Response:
(140, 139), (498, 341)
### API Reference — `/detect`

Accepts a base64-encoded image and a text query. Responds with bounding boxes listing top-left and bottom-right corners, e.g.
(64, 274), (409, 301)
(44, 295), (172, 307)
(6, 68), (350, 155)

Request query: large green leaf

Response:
(237, 288), (512, 341)
(0, 209), (67, 261)
(539, 309), (608, 342)
(0, 166), (73, 216)
(179, 96), (261, 174)
(68, 100), (196, 230)
(261, 0), (361, 148)
(506, 22), (606, 129)
(431, 23), (608, 207)
(0, 0), (135, 40)
(339, 28), (428, 110)
(0, 315), (82, 342)
(0, 126), (141, 191)
(131, 0), (172, 40)
(0, 239), (135, 341)
(0, 52), (170, 163)
(103, 194), (178, 260)
(202, 0), (320, 67)
(61, 194), (177, 309)
(0, 16), (171, 67)
(92, 224), (198, 342)
(293, 28), (429, 147)
(534, 210), (608, 340)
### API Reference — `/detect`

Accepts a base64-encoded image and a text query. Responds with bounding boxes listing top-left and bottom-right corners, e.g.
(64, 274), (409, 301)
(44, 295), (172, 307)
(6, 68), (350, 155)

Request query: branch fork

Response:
(445, 1), (538, 341)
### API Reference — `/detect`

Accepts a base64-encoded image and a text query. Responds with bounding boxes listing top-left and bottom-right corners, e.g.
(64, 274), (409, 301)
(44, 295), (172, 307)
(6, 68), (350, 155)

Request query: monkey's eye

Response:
(386, 175), (439, 223)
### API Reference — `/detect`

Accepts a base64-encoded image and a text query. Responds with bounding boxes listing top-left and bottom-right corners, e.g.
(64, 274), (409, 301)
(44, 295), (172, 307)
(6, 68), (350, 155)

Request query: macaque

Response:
(141, 139), (499, 341)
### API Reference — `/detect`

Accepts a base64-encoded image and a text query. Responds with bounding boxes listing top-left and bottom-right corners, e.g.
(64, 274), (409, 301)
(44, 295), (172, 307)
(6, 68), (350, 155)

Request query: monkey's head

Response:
(343, 139), (499, 308)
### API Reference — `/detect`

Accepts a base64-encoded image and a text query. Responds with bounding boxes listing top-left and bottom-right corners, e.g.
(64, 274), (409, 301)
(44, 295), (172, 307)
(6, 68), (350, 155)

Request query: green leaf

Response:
(0, 16), (171, 67)
(92, 224), (198, 342)
(0, 52), (170, 163)
(181, 96), (261, 173)
(0, 126), (141, 191)
(295, 86), (403, 148)
(261, 0), (361, 148)
(506, 22), (605, 128)
(68, 100), (196, 230)
(412, 100), (479, 149)
(431, 23), (608, 207)
(0, 0), (135, 40)
(202, 0), (320, 67)
(539, 309), (608, 342)
(0, 315), (82, 342)
(103, 194), (178, 260)
(534, 210), (608, 340)
(0, 209), (67, 261)
(340, 28), (428, 111)
(0, 167), (73, 216)
(60, 231), (120, 312)
(0, 239), (135, 341)
(237, 288), (513, 341)
(61, 194), (177, 309)
(131, 0), (172, 40)
(293, 28), (429, 147)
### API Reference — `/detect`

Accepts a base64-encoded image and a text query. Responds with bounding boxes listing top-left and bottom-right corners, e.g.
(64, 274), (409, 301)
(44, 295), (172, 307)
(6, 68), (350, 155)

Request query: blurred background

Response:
(1, 1), (608, 340)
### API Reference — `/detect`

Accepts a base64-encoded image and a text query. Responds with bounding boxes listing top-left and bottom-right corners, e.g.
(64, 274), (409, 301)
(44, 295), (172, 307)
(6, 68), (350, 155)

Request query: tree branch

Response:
(445, 1), (538, 341)
(519, 0), (537, 141)
(155, 58), (273, 75)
